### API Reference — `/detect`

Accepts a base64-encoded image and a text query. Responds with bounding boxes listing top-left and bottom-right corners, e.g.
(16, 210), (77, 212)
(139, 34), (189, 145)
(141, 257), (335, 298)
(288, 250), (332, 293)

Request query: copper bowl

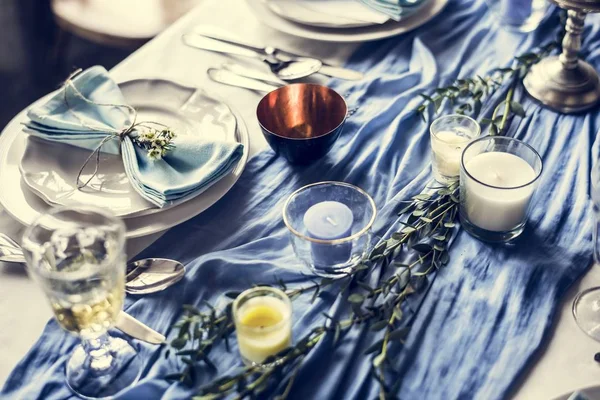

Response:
(256, 83), (347, 164)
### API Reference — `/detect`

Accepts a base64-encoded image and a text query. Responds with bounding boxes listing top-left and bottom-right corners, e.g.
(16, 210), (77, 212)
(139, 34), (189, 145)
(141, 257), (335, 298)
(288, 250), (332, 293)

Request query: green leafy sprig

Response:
(165, 182), (460, 399)
(416, 19), (565, 135)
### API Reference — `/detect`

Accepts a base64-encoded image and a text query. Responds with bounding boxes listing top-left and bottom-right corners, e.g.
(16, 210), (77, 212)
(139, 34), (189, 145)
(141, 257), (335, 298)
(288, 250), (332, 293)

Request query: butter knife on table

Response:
(116, 311), (165, 345)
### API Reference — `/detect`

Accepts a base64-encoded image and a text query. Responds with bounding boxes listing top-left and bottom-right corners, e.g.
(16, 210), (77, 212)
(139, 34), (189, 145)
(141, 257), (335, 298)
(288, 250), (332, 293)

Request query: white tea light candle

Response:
(303, 201), (353, 266)
(430, 115), (480, 183)
(463, 152), (536, 232)
(431, 130), (471, 178)
(233, 287), (292, 366)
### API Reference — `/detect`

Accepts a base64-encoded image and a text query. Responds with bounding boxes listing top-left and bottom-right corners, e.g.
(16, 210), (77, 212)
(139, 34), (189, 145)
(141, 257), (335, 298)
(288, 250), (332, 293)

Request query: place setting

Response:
(3, 0), (600, 399)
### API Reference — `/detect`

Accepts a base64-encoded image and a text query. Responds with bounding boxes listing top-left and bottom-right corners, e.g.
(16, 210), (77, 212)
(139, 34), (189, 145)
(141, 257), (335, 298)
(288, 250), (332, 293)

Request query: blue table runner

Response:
(3, 1), (600, 399)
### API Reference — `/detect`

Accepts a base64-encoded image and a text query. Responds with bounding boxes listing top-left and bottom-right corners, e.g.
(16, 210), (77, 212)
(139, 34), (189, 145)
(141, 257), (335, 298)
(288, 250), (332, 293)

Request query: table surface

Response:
(1, 0), (599, 398)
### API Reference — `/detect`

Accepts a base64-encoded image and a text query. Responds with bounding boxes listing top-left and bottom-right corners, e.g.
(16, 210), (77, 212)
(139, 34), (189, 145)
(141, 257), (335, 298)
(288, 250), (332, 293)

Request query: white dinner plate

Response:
(554, 386), (600, 400)
(246, 0), (448, 42)
(0, 81), (249, 239)
(20, 79), (239, 218)
(265, 0), (427, 29)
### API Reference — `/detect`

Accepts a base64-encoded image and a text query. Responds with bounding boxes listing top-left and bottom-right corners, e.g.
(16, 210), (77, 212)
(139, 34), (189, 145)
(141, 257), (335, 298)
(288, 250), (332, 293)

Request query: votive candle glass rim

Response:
(282, 181), (377, 245)
(232, 286), (292, 335)
(430, 114), (481, 144)
(460, 136), (543, 190)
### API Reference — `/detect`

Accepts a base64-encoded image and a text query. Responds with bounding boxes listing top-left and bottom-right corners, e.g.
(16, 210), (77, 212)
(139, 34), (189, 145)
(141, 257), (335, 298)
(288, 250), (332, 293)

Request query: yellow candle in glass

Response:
(233, 287), (292, 366)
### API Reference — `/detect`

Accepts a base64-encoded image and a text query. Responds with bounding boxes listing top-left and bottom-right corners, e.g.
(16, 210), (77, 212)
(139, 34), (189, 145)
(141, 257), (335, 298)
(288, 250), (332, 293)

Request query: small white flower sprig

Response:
(131, 126), (177, 161)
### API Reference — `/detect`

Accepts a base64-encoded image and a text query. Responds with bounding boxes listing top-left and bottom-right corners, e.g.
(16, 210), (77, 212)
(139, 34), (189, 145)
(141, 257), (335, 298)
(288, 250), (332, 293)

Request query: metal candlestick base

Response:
(524, 5), (600, 113)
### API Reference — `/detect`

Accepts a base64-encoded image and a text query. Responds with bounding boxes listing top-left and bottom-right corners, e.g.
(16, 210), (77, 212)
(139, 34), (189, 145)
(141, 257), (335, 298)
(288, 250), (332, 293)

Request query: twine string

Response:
(60, 69), (168, 190)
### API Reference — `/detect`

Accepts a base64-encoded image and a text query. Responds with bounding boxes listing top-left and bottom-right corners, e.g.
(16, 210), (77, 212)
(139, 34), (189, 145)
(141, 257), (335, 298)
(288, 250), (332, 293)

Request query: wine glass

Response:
(22, 206), (142, 399)
(573, 160), (600, 340)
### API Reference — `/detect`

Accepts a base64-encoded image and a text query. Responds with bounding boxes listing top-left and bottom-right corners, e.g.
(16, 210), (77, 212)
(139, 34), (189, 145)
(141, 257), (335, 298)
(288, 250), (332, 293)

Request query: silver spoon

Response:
(0, 233), (185, 295)
(182, 33), (322, 80)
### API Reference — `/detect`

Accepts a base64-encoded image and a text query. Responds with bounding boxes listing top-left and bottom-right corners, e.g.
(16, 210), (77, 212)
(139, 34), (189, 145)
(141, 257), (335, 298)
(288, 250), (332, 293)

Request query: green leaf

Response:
(389, 327), (410, 342)
(412, 209), (425, 217)
(370, 320), (389, 331)
(182, 304), (201, 315)
(412, 243), (432, 253)
(419, 93), (434, 102)
(348, 294), (365, 304)
(444, 222), (456, 228)
(434, 244), (446, 252)
(440, 250), (450, 265)
(511, 101), (526, 118)
(225, 291), (241, 299)
(433, 235), (446, 241)
(420, 216), (433, 223)
(393, 306), (403, 321)
(413, 193), (431, 201)
(401, 226), (416, 234)
(490, 124), (499, 136)
(373, 352), (386, 368)
(364, 339), (384, 355)
(171, 337), (187, 350)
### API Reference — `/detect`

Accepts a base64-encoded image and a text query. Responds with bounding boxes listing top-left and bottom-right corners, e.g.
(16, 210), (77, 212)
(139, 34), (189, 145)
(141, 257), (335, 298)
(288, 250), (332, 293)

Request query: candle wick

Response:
(325, 216), (338, 226)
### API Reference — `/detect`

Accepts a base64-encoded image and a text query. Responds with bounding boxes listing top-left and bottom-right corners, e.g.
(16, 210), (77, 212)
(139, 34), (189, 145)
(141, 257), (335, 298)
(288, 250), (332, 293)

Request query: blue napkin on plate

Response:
(24, 66), (244, 208)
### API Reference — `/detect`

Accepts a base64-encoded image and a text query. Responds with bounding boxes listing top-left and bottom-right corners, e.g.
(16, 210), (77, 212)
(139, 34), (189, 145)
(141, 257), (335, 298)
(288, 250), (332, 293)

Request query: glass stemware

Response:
(22, 206), (142, 399)
(573, 160), (600, 340)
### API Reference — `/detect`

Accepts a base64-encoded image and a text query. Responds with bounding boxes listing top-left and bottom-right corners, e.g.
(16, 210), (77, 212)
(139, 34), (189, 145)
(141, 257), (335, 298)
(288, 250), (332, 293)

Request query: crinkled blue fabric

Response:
(3, 1), (600, 399)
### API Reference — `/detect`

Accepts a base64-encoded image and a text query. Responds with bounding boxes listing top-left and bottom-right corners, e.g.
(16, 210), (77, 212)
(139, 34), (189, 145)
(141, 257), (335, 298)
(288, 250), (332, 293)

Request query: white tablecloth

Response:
(0, 0), (598, 398)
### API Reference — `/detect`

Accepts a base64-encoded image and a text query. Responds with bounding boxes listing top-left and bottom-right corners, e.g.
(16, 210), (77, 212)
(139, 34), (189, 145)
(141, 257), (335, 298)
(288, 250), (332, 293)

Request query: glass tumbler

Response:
(430, 114), (480, 184)
(22, 205), (142, 399)
(232, 286), (292, 367)
(283, 181), (377, 277)
(460, 136), (543, 242)
(573, 160), (600, 340)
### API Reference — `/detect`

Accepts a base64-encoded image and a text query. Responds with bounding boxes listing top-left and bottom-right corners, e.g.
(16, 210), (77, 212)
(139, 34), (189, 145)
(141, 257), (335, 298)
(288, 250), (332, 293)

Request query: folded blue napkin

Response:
(24, 66), (244, 208)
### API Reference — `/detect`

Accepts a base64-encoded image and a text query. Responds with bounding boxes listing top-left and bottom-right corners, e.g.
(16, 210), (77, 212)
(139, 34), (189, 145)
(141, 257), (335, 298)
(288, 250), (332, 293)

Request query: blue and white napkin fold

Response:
(24, 66), (244, 208)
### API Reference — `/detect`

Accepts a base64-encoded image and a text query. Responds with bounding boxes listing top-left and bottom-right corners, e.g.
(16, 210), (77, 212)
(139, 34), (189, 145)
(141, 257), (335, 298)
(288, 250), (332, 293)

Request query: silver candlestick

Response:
(524, 1), (600, 113)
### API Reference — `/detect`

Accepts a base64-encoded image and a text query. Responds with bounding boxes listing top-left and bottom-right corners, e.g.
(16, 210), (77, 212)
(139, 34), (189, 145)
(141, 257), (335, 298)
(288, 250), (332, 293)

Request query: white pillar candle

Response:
(463, 152), (536, 232)
(431, 130), (471, 178)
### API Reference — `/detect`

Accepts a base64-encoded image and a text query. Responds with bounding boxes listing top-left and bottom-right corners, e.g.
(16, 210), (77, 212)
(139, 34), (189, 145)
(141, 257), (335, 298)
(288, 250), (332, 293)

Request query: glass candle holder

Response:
(232, 286), (292, 367)
(283, 181), (377, 277)
(430, 115), (480, 184)
(21, 205), (142, 399)
(460, 136), (543, 243)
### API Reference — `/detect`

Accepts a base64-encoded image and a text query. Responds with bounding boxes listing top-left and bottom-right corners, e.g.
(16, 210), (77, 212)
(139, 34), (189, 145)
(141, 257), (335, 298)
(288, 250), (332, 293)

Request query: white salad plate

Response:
(20, 79), (240, 218)
(246, 0), (448, 42)
(265, 0), (427, 29)
(0, 79), (249, 238)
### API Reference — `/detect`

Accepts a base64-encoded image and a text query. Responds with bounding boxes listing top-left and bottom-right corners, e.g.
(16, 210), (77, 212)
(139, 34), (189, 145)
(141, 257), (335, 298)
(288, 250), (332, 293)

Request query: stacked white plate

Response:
(246, 0), (449, 42)
(0, 79), (249, 238)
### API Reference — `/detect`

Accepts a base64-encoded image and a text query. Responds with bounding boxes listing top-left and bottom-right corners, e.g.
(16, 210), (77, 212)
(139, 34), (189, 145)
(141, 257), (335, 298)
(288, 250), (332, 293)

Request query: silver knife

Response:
(187, 27), (364, 81)
(207, 68), (281, 92)
(116, 311), (165, 345)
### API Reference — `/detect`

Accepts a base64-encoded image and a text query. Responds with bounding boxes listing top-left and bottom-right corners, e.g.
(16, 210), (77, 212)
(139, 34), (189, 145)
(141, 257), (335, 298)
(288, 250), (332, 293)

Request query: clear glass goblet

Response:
(573, 162), (600, 340)
(22, 205), (142, 399)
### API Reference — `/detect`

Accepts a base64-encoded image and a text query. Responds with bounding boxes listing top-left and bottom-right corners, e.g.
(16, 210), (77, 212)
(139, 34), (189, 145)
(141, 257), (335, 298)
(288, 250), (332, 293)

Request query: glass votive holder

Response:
(232, 286), (292, 367)
(283, 181), (377, 277)
(460, 136), (543, 243)
(430, 114), (481, 184)
(485, 0), (549, 33)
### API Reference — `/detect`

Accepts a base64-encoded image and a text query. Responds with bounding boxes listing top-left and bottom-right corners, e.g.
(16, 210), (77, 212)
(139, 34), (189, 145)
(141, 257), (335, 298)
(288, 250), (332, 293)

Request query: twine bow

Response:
(59, 69), (173, 190)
